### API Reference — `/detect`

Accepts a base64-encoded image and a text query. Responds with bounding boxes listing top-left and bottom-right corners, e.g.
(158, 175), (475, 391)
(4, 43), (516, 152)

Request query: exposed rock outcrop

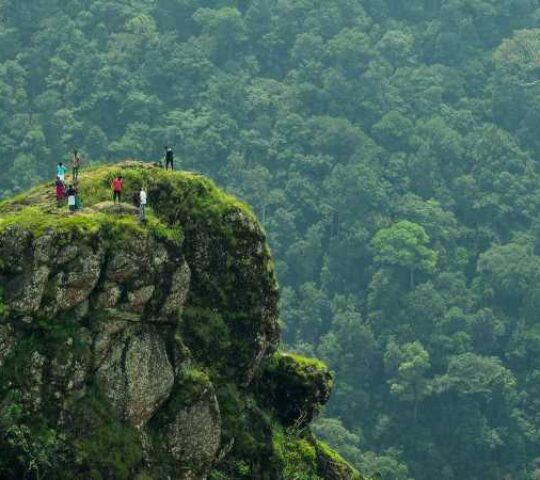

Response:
(0, 162), (362, 480)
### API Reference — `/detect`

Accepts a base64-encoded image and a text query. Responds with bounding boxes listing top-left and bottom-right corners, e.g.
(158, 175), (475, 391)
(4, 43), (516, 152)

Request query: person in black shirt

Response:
(164, 146), (174, 170)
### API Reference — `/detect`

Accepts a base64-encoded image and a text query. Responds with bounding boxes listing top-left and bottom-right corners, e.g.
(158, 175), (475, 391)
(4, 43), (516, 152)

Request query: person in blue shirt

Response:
(56, 162), (67, 182)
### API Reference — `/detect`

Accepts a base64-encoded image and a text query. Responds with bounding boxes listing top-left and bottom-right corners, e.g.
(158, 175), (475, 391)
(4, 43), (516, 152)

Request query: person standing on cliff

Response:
(55, 176), (65, 205)
(111, 175), (123, 203)
(139, 186), (147, 223)
(72, 150), (81, 182)
(66, 185), (77, 212)
(164, 146), (174, 170)
(56, 162), (67, 183)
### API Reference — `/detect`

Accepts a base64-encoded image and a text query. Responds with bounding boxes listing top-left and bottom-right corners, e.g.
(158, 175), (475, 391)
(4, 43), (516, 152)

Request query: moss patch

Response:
(273, 424), (322, 480)
(0, 206), (105, 236)
(0, 204), (180, 248)
(154, 364), (212, 425)
(0, 386), (145, 480)
(70, 390), (144, 480)
(211, 383), (279, 480)
(0, 160), (253, 245)
(315, 441), (364, 480)
(259, 352), (334, 428)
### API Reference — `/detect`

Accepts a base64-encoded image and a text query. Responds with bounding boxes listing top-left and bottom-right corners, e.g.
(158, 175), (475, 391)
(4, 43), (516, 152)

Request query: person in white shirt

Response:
(139, 187), (147, 223)
(66, 185), (77, 212)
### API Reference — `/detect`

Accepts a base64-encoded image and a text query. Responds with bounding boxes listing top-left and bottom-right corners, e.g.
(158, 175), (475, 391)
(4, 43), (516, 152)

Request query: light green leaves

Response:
(372, 220), (438, 276)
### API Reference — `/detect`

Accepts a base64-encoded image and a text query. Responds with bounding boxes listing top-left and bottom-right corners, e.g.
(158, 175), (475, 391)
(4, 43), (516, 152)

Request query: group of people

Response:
(110, 175), (147, 223)
(55, 150), (81, 211)
(53, 146), (173, 222)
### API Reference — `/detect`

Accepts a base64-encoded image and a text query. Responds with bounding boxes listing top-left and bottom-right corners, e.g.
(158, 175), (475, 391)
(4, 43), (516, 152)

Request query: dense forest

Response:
(2, 0), (540, 478)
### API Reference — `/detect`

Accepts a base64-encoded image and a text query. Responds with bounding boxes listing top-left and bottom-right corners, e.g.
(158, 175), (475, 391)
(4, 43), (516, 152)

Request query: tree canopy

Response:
(2, 0), (540, 479)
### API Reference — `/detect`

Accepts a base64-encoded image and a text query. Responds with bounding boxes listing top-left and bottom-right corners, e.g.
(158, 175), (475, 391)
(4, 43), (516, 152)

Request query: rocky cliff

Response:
(0, 162), (362, 480)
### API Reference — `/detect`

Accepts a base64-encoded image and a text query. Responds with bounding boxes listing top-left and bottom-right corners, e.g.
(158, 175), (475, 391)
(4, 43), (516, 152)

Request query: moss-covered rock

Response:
(0, 161), (360, 480)
(316, 441), (364, 480)
(260, 352), (334, 428)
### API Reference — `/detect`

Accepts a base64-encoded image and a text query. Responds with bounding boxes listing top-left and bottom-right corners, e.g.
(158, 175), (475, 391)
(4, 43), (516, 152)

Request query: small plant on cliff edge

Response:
(0, 401), (66, 480)
(273, 424), (322, 480)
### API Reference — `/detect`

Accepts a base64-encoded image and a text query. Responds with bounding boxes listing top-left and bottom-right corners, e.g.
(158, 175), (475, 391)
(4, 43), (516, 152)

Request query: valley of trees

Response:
(3, 0), (540, 478)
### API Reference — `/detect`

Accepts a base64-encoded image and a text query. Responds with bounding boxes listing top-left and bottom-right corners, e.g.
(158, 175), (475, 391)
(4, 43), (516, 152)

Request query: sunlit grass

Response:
(0, 160), (256, 247)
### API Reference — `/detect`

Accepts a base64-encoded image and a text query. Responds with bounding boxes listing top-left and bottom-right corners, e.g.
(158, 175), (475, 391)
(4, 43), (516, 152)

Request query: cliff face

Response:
(0, 162), (362, 480)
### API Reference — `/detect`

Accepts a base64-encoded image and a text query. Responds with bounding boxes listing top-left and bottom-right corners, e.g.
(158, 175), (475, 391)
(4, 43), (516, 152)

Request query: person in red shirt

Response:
(111, 175), (123, 203)
(55, 176), (65, 205)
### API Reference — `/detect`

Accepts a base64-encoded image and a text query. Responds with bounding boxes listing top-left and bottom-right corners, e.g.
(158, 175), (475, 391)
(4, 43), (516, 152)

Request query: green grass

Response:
(269, 352), (332, 383)
(0, 161), (254, 247)
(0, 206), (105, 236)
(0, 206), (160, 248)
(75, 161), (254, 219)
(273, 424), (322, 480)
(277, 352), (328, 371)
(316, 441), (364, 480)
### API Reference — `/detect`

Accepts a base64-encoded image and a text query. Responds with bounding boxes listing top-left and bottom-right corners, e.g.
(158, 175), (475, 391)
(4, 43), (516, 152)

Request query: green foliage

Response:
(372, 221), (438, 280)
(72, 392), (144, 480)
(153, 364), (211, 425)
(273, 425), (321, 480)
(432, 353), (516, 397)
(316, 441), (364, 480)
(181, 307), (232, 365)
(384, 340), (431, 403)
(1, 1), (540, 478)
(0, 388), (144, 480)
(0, 286), (8, 321)
(261, 352), (334, 428)
(0, 206), (104, 236)
(212, 384), (279, 479)
(0, 401), (65, 480)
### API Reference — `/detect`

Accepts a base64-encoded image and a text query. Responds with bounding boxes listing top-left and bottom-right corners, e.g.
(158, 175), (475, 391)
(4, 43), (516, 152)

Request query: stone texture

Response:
(165, 392), (221, 479)
(96, 325), (174, 428)
(162, 261), (191, 318)
(127, 285), (155, 313)
(0, 164), (358, 480)
(95, 282), (122, 308)
(124, 329), (175, 427)
(53, 247), (104, 312)
(7, 264), (50, 314)
(0, 324), (16, 367)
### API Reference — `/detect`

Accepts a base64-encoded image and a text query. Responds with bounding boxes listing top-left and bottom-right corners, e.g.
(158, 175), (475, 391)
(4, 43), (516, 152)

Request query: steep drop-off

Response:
(0, 162), (361, 480)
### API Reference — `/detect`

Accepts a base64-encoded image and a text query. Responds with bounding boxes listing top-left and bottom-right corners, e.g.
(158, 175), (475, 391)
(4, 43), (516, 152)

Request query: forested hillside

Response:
(2, 1), (540, 479)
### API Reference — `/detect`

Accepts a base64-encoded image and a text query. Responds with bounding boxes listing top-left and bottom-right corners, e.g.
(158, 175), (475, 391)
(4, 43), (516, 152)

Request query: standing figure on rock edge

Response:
(66, 184), (77, 212)
(55, 176), (65, 205)
(112, 175), (123, 203)
(56, 162), (67, 183)
(165, 146), (174, 170)
(139, 186), (147, 223)
(72, 150), (81, 182)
